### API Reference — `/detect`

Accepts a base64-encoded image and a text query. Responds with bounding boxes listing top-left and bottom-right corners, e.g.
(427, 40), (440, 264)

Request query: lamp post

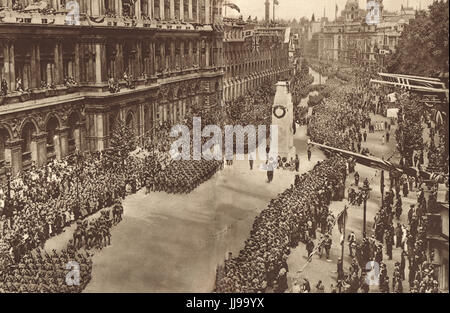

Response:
(5, 166), (11, 201)
(359, 183), (372, 239)
(5, 165), (11, 218)
(75, 150), (81, 207)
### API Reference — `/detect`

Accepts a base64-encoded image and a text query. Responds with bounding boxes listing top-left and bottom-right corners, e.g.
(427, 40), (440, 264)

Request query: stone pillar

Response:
(160, 0), (165, 19)
(3, 40), (16, 92)
(188, 0), (193, 20)
(97, 113), (107, 151)
(139, 103), (145, 145)
(196, 40), (200, 67)
(30, 43), (41, 89)
(73, 43), (80, 83)
(188, 41), (193, 68)
(149, 0), (154, 17)
(205, 40), (210, 68)
(31, 133), (48, 168)
(95, 43), (107, 84)
(205, 0), (210, 24)
(4, 140), (23, 177)
(180, 41), (185, 69)
(78, 122), (87, 152)
(159, 40), (165, 71)
(135, 0), (141, 18)
(171, 40), (175, 70)
(57, 127), (70, 159)
(54, 41), (64, 85)
(170, 0), (175, 19)
(46, 63), (53, 85)
(116, 0), (122, 16)
(196, 0), (200, 22)
(91, 0), (100, 15)
(180, 0), (184, 20)
(150, 40), (156, 76)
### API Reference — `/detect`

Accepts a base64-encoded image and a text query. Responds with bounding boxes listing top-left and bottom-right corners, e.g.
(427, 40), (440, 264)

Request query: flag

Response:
(337, 206), (348, 234)
(274, 0), (279, 5)
(224, 2), (240, 13)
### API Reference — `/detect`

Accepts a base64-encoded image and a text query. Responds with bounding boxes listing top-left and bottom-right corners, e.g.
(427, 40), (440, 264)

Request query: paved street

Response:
(287, 114), (421, 293)
(39, 111), (418, 293)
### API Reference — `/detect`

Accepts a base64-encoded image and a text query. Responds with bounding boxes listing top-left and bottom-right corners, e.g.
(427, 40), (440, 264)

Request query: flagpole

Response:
(341, 206), (346, 261)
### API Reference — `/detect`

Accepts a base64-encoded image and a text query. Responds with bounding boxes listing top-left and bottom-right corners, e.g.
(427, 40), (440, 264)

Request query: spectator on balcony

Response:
(1, 79), (8, 97)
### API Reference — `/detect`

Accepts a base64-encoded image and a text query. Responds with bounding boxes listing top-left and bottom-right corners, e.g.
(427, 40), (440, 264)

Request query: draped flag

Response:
(89, 16), (106, 24)
(224, 1), (241, 13)
(337, 206), (348, 235)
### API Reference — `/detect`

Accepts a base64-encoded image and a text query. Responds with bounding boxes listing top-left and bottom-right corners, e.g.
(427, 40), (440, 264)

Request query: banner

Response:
(337, 207), (347, 234)
(89, 16), (106, 23)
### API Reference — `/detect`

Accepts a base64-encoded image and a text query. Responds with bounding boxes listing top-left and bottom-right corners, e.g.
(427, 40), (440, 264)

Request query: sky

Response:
(225, 0), (436, 21)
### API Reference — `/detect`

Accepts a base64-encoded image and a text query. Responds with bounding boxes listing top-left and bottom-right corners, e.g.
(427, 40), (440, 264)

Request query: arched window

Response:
(46, 116), (60, 157)
(21, 121), (37, 162)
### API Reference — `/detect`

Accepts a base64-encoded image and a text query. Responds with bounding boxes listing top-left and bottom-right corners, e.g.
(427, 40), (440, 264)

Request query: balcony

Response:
(0, 8), (212, 32)
(0, 85), (77, 108)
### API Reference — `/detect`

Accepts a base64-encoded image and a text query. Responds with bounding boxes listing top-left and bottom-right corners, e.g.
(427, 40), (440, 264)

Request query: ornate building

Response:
(1, 0), (225, 176)
(223, 17), (290, 101)
(318, 0), (415, 68)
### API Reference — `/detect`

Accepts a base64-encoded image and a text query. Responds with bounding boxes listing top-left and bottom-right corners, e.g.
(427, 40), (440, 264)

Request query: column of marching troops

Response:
(0, 80), (279, 293)
(0, 141), (223, 293)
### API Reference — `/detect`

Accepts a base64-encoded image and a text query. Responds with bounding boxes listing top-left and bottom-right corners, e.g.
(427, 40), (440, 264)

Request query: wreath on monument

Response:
(273, 105), (287, 119)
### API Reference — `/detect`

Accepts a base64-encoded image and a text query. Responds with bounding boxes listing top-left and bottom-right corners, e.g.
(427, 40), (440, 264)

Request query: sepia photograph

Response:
(0, 0), (448, 300)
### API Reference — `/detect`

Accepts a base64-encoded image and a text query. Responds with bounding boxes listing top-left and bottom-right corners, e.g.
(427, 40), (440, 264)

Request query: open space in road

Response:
(42, 114), (406, 293)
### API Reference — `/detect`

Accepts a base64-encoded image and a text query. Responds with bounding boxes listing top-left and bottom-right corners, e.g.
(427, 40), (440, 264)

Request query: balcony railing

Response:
(0, 10), (208, 31)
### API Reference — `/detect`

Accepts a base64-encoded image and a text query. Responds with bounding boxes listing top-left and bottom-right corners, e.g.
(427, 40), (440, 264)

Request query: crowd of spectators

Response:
(215, 157), (347, 293)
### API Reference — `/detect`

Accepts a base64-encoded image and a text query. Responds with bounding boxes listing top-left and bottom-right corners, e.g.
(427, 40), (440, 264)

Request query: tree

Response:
(109, 119), (136, 167)
(386, 0), (449, 76)
(396, 95), (424, 166)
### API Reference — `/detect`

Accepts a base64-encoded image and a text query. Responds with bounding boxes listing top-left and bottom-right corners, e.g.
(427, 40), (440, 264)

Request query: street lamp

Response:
(5, 165), (11, 218)
(5, 166), (11, 201)
(359, 182), (372, 239)
(75, 150), (81, 208)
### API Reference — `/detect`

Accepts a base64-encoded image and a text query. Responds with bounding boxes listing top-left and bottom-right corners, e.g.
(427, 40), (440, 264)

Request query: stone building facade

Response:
(318, 0), (415, 68)
(0, 0), (225, 176)
(223, 18), (290, 102)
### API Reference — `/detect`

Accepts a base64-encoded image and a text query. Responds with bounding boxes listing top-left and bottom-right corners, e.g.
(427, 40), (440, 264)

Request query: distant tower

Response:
(265, 0), (270, 23)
